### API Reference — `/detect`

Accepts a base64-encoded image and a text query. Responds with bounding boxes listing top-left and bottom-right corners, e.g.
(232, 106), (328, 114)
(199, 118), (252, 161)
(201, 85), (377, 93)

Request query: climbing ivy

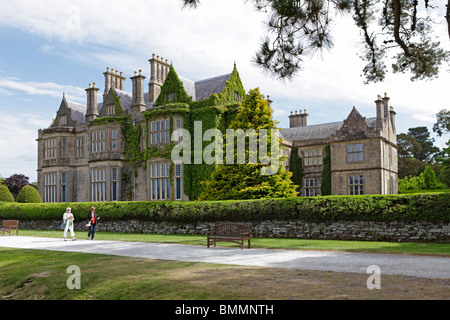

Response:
(321, 144), (332, 195)
(289, 147), (303, 194)
(155, 66), (191, 106)
(92, 64), (246, 201)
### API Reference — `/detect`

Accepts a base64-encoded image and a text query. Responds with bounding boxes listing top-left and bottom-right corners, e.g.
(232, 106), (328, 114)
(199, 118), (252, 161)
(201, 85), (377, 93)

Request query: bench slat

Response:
(1, 220), (19, 236)
(207, 223), (251, 249)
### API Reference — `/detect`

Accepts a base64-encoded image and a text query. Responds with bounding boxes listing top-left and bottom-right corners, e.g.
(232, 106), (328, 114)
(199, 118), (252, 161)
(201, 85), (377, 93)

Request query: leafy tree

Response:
(0, 184), (14, 202)
(397, 133), (422, 159)
(431, 109), (449, 186)
(198, 88), (298, 200)
(3, 174), (31, 200)
(436, 140), (450, 187)
(16, 185), (43, 203)
(422, 165), (442, 190)
(432, 109), (450, 137)
(398, 156), (426, 179)
(407, 126), (440, 162)
(181, 0), (449, 83)
(398, 165), (446, 192)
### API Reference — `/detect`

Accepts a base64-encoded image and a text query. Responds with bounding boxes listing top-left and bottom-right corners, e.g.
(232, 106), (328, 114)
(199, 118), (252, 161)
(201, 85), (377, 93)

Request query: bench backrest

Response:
(213, 223), (251, 236)
(3, 220), (19, 228)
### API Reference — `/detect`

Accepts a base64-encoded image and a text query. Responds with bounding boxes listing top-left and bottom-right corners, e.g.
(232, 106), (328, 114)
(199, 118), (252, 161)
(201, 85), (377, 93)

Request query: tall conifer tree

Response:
(199, 88), (298, 200)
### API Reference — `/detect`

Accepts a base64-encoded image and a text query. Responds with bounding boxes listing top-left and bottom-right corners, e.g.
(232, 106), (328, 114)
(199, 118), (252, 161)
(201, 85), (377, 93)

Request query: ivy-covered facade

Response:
(37, 55), (247, 202)
(37, 54), (398, 203)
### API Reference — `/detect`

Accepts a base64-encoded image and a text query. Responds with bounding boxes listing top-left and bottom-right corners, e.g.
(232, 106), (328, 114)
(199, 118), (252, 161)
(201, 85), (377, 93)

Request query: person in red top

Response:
(86, 206), (100, 240)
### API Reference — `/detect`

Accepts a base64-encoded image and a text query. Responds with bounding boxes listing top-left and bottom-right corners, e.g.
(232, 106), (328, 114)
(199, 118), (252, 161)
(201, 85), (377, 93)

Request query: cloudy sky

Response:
(0, 0), (449, 182)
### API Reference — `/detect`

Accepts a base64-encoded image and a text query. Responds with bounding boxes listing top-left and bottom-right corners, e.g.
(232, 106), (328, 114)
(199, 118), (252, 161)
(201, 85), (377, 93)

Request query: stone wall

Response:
(18, 219), (449, 242)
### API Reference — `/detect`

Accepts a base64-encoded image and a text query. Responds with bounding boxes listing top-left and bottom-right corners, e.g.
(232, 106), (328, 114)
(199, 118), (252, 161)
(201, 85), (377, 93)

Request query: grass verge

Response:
(1, 247), (449, 300)
(17, 229), (450, 256)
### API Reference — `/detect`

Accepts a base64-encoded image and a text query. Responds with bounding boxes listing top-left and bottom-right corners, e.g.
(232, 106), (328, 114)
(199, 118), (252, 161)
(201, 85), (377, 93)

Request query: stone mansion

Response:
(37, 54), (398, 202)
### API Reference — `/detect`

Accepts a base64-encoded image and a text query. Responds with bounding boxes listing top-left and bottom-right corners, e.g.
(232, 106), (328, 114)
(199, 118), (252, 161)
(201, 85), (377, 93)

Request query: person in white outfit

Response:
(63, 207), (76, 241)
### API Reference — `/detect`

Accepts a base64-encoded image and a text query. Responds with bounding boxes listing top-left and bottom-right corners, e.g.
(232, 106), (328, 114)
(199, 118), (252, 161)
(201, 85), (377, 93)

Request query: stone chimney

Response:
(103, 67), (126, 101)
(375, 95), (384, 130)
(289, 109), (308, 128)
(389, 106), (396, 132)
(85, 82), (99, 123)
(148, 53), (170, 102)
(382, 92), (390, 123)
(130, 70), (147, 118)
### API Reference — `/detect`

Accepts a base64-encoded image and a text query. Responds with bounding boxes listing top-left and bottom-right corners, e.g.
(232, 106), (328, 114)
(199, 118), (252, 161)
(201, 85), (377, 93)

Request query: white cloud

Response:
(0, 78), (85, 103)
(0, 0), (448, 166)
(0, 112), (48, 182)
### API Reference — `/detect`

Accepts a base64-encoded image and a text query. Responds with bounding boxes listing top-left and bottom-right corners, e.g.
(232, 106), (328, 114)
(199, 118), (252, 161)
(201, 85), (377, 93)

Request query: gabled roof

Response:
(194, 73), (231, 101)
(280, 106), (378, 143)
(66, 100), (87, 125)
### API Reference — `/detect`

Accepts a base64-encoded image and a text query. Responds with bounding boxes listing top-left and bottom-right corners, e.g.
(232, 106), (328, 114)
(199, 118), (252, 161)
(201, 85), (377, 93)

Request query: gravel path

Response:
(1, 236), (449, 279)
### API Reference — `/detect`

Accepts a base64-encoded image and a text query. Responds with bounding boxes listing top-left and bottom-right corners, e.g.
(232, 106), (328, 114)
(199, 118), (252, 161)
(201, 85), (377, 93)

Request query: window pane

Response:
(348, 145), (352, 152)
(166, 178), (170, 199)
(152, 180), (155, 200)
(176, 178), (181, 199)
(112, 183), (117, 201)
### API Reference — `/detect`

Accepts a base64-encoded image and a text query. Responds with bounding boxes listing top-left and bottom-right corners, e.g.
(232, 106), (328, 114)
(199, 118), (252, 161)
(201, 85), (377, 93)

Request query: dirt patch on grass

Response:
(178, 265), (450, 300)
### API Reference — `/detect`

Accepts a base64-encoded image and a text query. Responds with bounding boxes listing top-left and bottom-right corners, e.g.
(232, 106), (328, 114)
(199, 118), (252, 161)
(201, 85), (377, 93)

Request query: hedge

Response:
(0, 193), (449, 223)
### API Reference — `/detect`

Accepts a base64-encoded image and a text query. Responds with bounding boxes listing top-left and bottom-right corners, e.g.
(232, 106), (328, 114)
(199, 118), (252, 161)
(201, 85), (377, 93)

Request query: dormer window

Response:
(107, 105), (115, 115)
(167, 93), (176, 102)
(59, 115), (67, 126)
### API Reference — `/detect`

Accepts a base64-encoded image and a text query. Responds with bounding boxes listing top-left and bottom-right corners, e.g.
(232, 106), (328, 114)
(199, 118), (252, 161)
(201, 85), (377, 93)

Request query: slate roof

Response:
(280, 121), (344, 142)
(194, 73), (231, 101)
(280, 116), (378, 142)
(66, 100), (86, 125)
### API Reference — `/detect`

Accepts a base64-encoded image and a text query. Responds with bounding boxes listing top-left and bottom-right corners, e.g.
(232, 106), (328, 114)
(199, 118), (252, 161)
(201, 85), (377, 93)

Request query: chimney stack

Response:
(148, 53), (170, 102)
(289, 109), (308, 128)
(86, 82), (100, 123)
(382, 92), (390, 123)
(375, 95), (384, 130)
(103, 67), (126, 102)
(130, 70), (147, 118)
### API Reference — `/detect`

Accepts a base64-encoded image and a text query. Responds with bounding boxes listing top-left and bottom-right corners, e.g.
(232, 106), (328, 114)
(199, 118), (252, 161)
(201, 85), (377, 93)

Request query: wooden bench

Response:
(0, 220), (19, 236)
(207, 223), (251, 249)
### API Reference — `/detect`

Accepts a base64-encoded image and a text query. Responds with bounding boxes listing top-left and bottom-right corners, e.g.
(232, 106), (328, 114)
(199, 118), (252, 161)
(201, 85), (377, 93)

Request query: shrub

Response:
(399, 166), (446, 193)
(16, 185), (43, 203)
(0, 193), (448, 223)
(0, 184), (14, 202)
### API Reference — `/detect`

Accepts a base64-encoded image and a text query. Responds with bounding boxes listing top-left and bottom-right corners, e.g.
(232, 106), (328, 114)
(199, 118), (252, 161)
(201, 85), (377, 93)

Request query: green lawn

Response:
(1, 246), (449, 301)
(17, 229), (450, 256)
